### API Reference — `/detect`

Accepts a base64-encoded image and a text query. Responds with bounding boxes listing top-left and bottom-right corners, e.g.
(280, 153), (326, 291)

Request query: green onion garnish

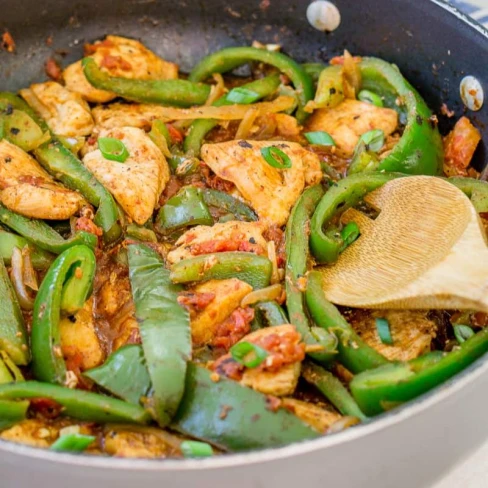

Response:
(375, 318), (393, 345)
(358, 90), (384, 107)
(226, 87), (261, 104)
(230, 341), (268, 368)
(260, 146), (292, 169)
(50, 433), (96, 452)
(180, 440), (214, 458)
(304, 131), (336, 146)
(340, 222), (360, 251)
(98, 137), (130, 163)
(453, 324), (475, 344)
(359, 129), (385, 153)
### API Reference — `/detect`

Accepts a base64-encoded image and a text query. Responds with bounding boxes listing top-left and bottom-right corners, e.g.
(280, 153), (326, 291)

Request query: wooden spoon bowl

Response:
(318, 176), (488, 311)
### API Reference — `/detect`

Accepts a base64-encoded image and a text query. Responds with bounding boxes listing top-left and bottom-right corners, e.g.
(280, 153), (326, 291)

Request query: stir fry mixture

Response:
(0, 36), (487, 458)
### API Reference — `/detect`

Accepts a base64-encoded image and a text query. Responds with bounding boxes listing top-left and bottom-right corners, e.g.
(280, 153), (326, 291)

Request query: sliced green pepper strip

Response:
(0, 92), (49, 131)
(0, 204), (97, 254)
(128, 244), (191, 427)
(302, 363), (368, 421)
(286, 185), (338, 364)
(189, 47), (314, 123)
(307, 65), (344, 110)
(350, 328), (488, 416)
(360, 57), (444, 175)
(170, 252), (272, 290)
(32, 245), (96, 384)
(84, 345), (151, 406)
(201, 188), (258, 222)
(0, 230), (54, 269)
(50, 433), (96, 452)
(0, 381), (151, 424)
(125, 223), (157, 243)
(184, 74), (281, 157)
(253, 300), (289, 327)
(302, 63), (327, 85)
(34, 142), (121, 243)
(156, 187), (213, 233)
(82, 58), (211, 107)
(0, 259), (29, 365)
(305, 271), (389, 374)
(172, 363), (319, 451)
(446, 177), (488, 213)
(310, 173), (402, 263)
(0, 400), (29, 430)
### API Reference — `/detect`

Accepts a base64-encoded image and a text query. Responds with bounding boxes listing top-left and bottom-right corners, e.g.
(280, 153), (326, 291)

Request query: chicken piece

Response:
(167, 220), (268, 265)
(20, 82), (94, 137)
(59, 297), (105, 372)
(347, 309), (437, 361)
(201, 140), (322, 226)
(83, 127), (170, 224)
(190, 278), (253, 345)
(0, 140), (85, 220)
(282, 398), (341, 433)
(306, 99), (398, 155)
(64, 35), (179, 103)
(92, 103), (170, 130)
(104, 427), (181, 458)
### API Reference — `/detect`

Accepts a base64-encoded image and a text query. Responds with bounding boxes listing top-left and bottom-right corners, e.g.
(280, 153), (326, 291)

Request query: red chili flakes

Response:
(440, 103), (455, 118)
(212, 307), (254, 350)
(166, 124), (183, 144)
(265, 395), (282, 412)
(100, 54), (132, 71)
(2, 30), (16, 53)
(443, 116), (481, 177)
(219, 404), (233, 420)
(45, 57), (63, 82)
(75, 216), (103, 237)
(178, 291), (216, 316)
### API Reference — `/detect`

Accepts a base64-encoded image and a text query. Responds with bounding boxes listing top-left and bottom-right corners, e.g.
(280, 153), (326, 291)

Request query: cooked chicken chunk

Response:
(0, 140), (85, 219)
(347, 309), (437, 361)
(201, 140), (322, 226)
(167, 220), (268, 265)
(59, 297), (105, 372)
(92, 103), (170, 130)
(104, 427), (181, 458)
(190, 278), (253, 345)
(281, 398), (341, 432)
(64, 35), (179, 103)
(83, 127), (170, 224)
(20, 82), (94, 137)
(306, 99), (398, 155)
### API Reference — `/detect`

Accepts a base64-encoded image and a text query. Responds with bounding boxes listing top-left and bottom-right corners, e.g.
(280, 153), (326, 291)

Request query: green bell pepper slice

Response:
(84, 345), (151, 406)
(0, 400), (29, 430)
(253, 300), (289, 327)
(0, 381), (151, 424)
(0, 204), (97, 254)
(156, 187), (213, 233)
(350, 328), (488, 416)
(128, 244), (191, 427)
(445, 177), (488, 213)
(0, 259), (29, 365)
(170, 252), (273, 289)
(286, 185), (338, 363)
(184, 74), (281, 157)
(305, 271), (389, 374)
(82, 58), (211, 107)
(0, 230), (55, 269)
(189, 46), (314, 123)
(172, 363), (319, 451)
(201, 188), (258, 222)
(31, 245), (96, 384)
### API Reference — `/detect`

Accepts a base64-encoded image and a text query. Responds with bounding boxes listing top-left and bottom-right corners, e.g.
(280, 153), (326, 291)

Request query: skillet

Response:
(1, 0), (488, 486)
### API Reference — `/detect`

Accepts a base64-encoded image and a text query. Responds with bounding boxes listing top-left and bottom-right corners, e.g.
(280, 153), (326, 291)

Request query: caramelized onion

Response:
(10, 247), (35, 310)
(241, 284), (283, 308)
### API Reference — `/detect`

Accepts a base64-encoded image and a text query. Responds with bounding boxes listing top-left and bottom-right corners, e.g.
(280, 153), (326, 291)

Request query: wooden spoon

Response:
(317, 176), (488, 311)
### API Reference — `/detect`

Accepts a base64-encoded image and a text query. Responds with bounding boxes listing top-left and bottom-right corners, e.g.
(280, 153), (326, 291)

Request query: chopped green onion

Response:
(180, 440), (214, 458)
(230, 341), (268, 368)
(226, 87), (261, 104)
(359, 129), (385, 153)
(340, 222), (360, 251)
(375, 318), (393, 345)
(358, 90), (384, 107)
(50, 433), (96, 452)
(454, 325), (475, 344)
(260, 146), (292, 169)
(304, 131), (336, 146)
(98, 137), (130, 163)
